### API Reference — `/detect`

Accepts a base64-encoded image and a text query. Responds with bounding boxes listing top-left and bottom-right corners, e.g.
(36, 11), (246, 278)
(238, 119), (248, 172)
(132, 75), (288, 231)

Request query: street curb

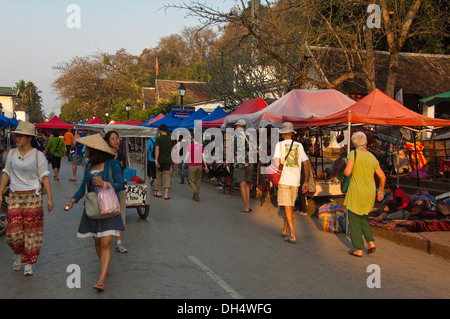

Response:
(371, 226), (450, 260)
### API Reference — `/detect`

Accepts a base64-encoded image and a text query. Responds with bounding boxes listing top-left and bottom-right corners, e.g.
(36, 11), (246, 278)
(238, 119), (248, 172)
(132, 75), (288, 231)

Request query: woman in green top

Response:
(45, 130), (65, 180)
(344, 132), (386, 257)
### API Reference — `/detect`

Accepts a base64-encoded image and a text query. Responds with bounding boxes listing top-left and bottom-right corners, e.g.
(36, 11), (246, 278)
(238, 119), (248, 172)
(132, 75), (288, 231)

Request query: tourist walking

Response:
(232, 120), (256, 213)
(154, 124), (176, 200)
(63, 134), (124, 291)
(69, 132), (86, 181)
(178, 135), (190, 184)
(104, 131), (128, 254)
(273, 122), (310, 244)
(344, 131), (386, 257)
(64, 128), (74, 161)
(183, 132), (209, 201)
(0, 121), (53, 275)
(45, 130), (64, 180)
(146, 136), (156, 186)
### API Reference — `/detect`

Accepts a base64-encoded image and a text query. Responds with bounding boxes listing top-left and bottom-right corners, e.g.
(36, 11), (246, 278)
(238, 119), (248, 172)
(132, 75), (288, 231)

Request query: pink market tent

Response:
(221, 89), (355, 129)
(284, 89), (450, 128)
(35, 115), (74, 129)
(202, 97), (268, 128)
(87, 117), (105, 124)
(142, 113), (164, 126)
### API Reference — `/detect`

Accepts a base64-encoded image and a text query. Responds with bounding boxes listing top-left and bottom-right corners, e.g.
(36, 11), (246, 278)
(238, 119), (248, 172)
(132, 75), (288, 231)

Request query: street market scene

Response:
(0, 0), (449, 305)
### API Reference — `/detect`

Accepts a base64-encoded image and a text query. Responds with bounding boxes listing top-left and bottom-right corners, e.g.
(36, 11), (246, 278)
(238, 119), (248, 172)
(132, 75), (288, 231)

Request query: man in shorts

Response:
(232, 120), (256, 213)
(273, 122), (310, 244)
(68, 133), (86, 181)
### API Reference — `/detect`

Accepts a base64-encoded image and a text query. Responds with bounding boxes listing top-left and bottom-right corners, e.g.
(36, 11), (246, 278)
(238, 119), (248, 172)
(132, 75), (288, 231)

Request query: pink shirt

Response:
(187, 143), (204, 166)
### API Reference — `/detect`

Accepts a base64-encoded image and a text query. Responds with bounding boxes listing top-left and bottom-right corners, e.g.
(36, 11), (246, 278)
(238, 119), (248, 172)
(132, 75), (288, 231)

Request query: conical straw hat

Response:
(76, 133), (114, 155)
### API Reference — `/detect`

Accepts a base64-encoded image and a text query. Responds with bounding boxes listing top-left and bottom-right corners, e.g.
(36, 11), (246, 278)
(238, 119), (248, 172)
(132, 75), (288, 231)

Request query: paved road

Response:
(0, 159), (449, 300)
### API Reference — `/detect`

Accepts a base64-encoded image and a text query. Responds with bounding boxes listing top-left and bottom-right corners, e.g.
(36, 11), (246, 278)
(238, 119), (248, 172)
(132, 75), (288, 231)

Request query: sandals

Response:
(348, 250), (362, 257)
(240, 208), (251, 213)
(153, 193), (162, 198)
(93, 283), (105, 291)
(284, 237), (297, 244)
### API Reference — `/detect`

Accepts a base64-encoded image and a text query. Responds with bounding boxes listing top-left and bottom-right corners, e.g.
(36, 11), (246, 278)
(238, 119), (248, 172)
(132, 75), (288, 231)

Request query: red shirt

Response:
(187, 143), (204, 166)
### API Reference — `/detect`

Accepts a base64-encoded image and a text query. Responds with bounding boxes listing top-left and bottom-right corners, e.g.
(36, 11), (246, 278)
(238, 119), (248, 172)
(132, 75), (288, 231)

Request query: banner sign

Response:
(172, 106), (195, 119)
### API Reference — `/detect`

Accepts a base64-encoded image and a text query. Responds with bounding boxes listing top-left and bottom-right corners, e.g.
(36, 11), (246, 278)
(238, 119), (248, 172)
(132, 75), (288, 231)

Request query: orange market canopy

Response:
(221, 89), (356, 129)
(284, 89), (450, 129)
(202, 97), (268, 128)
(35, 115), (74, 129)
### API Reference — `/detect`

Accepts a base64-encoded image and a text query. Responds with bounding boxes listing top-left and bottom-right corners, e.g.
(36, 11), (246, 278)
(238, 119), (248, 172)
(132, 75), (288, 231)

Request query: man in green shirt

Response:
(45, 130), (65, 180)
(154, 124), (176, 199)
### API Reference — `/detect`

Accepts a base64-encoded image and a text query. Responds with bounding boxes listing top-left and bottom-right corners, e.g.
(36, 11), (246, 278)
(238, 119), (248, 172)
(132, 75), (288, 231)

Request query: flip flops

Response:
(284, 237), (297, 244)
(153, 193), (162, 198)
(348, 250), (362, 257)
(93, 283), (105, 291)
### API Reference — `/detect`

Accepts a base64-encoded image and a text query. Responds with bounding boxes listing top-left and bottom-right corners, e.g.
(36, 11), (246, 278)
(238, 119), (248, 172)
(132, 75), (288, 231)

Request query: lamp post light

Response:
(125, 103), (131, 120)
(178, 83), (186, 106)
(105, 112), (109, 123)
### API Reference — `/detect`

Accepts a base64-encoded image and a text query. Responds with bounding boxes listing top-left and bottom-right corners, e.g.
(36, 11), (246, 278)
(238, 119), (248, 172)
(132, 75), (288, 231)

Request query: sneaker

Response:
(13, 254), (22, 271)
(115, 241), (128, 253)
(24, 264), (33, 276)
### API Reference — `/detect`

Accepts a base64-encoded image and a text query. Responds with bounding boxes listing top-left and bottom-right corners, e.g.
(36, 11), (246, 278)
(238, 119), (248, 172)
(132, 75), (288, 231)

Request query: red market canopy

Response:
(202, 97), (268, 128)
(221, 89), (355, 129)
(87, 117), (105, 124)
(284, 89), (450, 128)
(35, 115), (74, 129)
(124, 119), (143, 126)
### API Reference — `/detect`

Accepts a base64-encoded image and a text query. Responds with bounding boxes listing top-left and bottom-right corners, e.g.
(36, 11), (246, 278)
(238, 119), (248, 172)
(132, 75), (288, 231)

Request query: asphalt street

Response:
(0, 159), (449, 300)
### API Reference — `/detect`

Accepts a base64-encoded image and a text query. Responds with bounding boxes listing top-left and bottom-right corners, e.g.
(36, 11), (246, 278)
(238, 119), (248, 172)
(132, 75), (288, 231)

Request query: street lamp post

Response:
(178, 83), (186, 106)
(125, 103), (131, 120)
(105, 112), (109, 123)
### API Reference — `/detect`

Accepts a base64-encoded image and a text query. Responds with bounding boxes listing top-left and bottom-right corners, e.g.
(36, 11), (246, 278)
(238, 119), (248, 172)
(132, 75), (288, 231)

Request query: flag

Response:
(395, 88), (403, 105)
(155, 58), (159, 76)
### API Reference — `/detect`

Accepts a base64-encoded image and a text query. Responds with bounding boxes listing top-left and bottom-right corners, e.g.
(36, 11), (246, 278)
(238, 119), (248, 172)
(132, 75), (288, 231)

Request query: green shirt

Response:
(343, 149), (380, 215)
(155, 134), (175, 164)
(47, 137), (65, 157)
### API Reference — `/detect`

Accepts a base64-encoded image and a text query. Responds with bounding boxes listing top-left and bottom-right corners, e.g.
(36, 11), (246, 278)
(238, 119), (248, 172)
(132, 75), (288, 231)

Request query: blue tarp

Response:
(177, 108), (208, 129)
(147, 111), (182, 131)
(198, 106), (227, 123)
(0, 115), (18, 127)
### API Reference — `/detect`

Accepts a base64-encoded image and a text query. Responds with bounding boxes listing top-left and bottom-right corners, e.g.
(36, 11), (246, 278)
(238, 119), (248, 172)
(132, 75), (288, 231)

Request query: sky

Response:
(0, 0), (235, 117)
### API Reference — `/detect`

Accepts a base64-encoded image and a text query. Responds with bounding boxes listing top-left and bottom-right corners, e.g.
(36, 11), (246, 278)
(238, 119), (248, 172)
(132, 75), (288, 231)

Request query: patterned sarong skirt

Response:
(6, 190), (44, 264)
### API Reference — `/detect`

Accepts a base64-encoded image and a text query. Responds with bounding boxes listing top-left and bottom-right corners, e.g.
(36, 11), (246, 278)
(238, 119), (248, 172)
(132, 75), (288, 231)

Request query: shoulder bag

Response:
(341, 149), (357, 193)
(85, 165), (120, 219)
(265, 140), (294, 185)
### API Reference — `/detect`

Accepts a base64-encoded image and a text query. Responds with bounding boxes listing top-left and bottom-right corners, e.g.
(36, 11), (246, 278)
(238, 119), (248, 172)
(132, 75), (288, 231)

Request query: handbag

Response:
(265, 140), (294, 185)
(341, 149), (357, 193)
(85, 172), (120, 220)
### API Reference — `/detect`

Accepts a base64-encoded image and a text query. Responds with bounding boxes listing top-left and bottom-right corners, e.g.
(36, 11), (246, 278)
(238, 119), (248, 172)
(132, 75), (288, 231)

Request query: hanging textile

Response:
(405, 142), (427, 169)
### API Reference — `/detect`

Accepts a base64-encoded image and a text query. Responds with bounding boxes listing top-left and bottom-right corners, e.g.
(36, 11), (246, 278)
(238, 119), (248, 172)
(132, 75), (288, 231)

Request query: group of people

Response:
(1, 121), (129, 291)
(146, 124), (209, 202)
(1, 118), (387, 291)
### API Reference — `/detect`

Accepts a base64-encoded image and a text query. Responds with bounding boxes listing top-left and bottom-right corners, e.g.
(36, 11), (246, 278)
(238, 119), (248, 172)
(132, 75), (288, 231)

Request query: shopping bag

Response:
(265, 163), (283, 185)
(97, 182), (120, 217)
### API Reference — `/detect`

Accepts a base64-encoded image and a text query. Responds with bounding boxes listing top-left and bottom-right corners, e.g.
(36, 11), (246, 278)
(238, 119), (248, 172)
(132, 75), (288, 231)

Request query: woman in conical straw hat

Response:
(0, 121), (53, 276)
(63, 133), (124, 291)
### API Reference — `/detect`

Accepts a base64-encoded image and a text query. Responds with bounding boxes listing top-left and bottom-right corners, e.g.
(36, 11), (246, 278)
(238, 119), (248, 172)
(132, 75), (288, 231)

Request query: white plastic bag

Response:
(98, 182), (121, 217)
